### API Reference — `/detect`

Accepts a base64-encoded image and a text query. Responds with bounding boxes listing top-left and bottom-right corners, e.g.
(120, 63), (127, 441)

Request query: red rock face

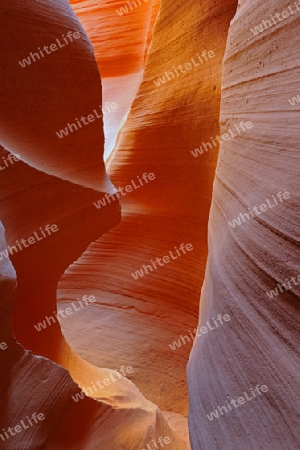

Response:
(69, 0), (159, 77)
(59, 0), (238, 423)
(69, 0), (160, 158)
(0, 1), (112, 192)
(1, 0), (299, 448)
(0, 0), (184, 448)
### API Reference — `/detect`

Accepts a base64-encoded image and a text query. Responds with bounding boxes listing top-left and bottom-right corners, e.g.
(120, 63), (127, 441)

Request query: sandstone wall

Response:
(59, 0), (238, 423)
(0, 0), (186, 448)
(188, 1), (300, 448)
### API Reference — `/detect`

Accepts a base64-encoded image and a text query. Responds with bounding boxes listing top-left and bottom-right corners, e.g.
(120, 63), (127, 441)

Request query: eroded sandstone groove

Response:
(1, 0), (299, 448)
(0, 0), (186, 448)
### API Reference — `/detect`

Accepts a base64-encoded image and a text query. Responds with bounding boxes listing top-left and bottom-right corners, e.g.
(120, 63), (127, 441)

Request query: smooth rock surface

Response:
(58, 0), (238, 424)
(188, 1), (300, 448)
(0, 0), (186, 448)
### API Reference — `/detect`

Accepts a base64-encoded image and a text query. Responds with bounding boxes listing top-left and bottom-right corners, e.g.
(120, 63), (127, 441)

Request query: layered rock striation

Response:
(59, 0), (238, 426)
(69, 0), (160, 158)
(188, 1), (300, 448)
(0, 0), (186, 448)
(1, 0), (299, 449)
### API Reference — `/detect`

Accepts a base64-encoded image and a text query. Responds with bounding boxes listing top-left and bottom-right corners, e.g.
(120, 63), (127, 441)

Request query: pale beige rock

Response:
(188, 1), (300, 448)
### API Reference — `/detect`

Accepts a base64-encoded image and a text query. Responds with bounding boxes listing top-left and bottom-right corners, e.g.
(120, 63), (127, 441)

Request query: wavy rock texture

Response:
(69, 0), (160, 158)
(70, 0), (160, 77)
(0, 227), (158, 450)
(2, 0), (298, 448)
(0, 1), (113, 192)
(0, 0), (185, 448)
(188, 1), (300, 449)
(58, 0), (238, 430)
(0, 145), (184, 448)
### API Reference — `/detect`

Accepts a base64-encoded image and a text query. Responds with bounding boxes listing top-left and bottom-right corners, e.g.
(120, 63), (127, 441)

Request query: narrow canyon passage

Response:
(69, 0), (160, 159)
(7, 0), (237, 441)
(1, 0), (299, 449)
(57, 0), (238, 435)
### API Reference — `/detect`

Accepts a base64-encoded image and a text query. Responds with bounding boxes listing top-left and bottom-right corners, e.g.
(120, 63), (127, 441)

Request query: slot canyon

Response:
(0, 0), (299, 449)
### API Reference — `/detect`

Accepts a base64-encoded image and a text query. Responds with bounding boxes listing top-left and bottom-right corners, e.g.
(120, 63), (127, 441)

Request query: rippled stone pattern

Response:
(188, 1), (300, 448)
(0, 0), (186, 448)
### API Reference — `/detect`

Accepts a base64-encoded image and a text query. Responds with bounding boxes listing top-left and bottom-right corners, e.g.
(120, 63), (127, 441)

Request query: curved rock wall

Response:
(1, 0), (299, 448)
(0, 0), (185, 448)
(59, 0), (238, 423)
(0, 0), (111, 192)
(188, 1), (300, 448)
(69, 0), (160, 158)
(69, 0), (159, 77)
